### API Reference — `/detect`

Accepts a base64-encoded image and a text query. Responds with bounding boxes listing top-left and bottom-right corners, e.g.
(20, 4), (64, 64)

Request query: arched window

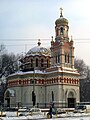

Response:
(58, 54), (60, 63)
(36, 58), (38, 67)
(19, 80), (21, 84)
(65, 54), (67, 63)
(47, 59), (49, 68)
(31, 59), (33, 67)
(52, 91), (54, 102)
(56, 56), (57, 63)
(68, 54), (69, 63)
(60, 27), (64, 34)
(56, 29), (58, 36)
(41, 59), (44, 67)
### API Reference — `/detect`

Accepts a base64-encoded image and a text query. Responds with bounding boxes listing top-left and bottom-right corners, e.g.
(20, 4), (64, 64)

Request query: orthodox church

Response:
(4, 9), (80, 108)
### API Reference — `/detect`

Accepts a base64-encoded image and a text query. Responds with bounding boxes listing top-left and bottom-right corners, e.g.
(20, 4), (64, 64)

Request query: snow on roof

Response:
(46, 69), (79, 75)
(26, 45), (50, 56)
(9, 70), (46, 77)
(46, 66), (79, 75)
(26, 53), (50, 57)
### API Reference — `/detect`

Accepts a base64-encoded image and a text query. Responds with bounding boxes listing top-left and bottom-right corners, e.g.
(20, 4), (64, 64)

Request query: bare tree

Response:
(0, 44), (19, 80)
(74, 58), (87, 78)
(74, 58), (90, 102)
(0, 53), (19, 78)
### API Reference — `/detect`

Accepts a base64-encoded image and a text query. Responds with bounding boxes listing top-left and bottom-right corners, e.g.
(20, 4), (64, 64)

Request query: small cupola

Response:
(55, 8), (69, 41)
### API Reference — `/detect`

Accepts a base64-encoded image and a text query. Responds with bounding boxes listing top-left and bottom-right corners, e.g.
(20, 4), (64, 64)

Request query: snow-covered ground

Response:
(1, 116), (90, 120)
(1, 110), (90, 120)
(1, 114), (90, 120)
(49, 117), (90, 120)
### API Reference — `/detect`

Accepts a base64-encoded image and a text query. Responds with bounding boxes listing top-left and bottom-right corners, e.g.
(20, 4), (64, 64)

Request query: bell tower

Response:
(51, 8), (74, 68)
(55, 8), (69, 42)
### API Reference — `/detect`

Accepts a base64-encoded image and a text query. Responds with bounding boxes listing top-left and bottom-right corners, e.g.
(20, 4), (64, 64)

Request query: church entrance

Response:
(5, 98), (10, 107)
(4, 89), (15, 107)
(5, 91), (10, 107)
(68, 98), (76, 108)
(67, 91), (76, 108)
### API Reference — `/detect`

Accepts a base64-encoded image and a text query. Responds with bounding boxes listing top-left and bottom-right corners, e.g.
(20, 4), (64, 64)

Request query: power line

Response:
(1, 38), (90, 41)
(74, 38), (90, 40)
(0, 38), (90, 47)
(0, 38), (51, 41)
(75, 41), (90, 43)
(1, 42), (90, 47)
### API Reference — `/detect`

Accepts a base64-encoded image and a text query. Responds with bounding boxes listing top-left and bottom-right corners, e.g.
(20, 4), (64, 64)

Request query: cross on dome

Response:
(60, 8), (63, 17)
(37, 39), (41, 46)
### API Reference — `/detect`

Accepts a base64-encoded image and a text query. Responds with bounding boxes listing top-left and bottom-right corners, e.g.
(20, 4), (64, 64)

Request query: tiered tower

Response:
(46, 8), (80, 107)
(51, 8), (74, 68)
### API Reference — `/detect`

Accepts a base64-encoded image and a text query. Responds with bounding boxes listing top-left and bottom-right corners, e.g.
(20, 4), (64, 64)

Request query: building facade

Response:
(4, 10), (80, 108)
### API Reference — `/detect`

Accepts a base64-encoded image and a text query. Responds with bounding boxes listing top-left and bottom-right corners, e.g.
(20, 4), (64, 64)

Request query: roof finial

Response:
(51, 36), (53, 41)
(38, 39), (41, 46)
(60, 8), (63, 17)
(71, 35), (73, 40)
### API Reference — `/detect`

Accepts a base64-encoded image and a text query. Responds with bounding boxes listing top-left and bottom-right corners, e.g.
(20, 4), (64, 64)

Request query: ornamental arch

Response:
(4, 89), (16, 107)
(65, 89), (76, 108)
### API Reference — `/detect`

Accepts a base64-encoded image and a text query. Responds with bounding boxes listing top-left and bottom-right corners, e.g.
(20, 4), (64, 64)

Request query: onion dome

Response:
(26, 40), (50, 56)
(55, 8), (68, 26)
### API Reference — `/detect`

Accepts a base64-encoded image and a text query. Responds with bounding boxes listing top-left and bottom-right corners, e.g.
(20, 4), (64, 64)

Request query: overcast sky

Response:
(0, 0), (90, 65)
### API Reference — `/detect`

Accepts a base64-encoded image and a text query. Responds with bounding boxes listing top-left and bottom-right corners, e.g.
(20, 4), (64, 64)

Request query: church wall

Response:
(35, 85), (45, 104)
(46, 85), (62, 103)
(13, 87), (22, 105)
(9, 85), (46, 106)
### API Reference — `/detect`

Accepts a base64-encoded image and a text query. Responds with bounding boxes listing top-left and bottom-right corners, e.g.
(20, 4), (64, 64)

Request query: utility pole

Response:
(32, 68), (36, 107)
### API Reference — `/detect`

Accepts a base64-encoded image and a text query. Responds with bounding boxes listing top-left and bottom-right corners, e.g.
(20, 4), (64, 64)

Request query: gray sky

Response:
(0, 0), (90, 65)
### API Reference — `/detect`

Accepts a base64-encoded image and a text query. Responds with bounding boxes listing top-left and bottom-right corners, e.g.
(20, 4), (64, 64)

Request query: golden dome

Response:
(55, 17), (68, 25)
